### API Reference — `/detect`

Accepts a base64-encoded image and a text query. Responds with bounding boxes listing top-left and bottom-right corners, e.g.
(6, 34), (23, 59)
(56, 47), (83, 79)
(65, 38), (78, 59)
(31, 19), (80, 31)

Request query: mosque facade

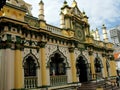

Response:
(0, 0), (117, 90)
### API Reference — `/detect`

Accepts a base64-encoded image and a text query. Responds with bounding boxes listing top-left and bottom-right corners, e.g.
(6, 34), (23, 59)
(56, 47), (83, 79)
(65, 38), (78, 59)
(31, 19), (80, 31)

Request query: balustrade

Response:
(50, 75), (67, 86)
(47, 24), (62, 35)
(24, 76), (37, 89)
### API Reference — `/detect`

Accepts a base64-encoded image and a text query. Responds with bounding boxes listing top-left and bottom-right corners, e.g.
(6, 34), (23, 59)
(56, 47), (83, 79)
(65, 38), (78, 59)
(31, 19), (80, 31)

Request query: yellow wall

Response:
(2, 6), (25, 21)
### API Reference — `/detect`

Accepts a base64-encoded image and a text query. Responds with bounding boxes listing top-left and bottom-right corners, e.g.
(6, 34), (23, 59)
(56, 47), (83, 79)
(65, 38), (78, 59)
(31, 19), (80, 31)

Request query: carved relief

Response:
(23, 48), (39, 59)
(74, 48), (80, 60)
(46, 44), (57, 62)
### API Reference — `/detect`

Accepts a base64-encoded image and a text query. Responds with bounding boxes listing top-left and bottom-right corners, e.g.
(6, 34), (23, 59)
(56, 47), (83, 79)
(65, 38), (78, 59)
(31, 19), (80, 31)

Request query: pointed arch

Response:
(47, 49), (69, 68)
(23, 52), (40, 68)
(76, 54), (88, 64)
(76, 53), (90, 82)
(47, 48), (69, 76)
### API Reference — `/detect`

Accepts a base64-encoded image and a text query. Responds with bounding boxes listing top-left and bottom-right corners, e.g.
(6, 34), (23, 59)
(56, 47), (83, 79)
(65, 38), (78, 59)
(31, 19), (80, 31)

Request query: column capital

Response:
(69, 47), (75, 53)
(15, 43), (24, 50)
(88, 50), (93, 56)
(38, 41), (47, 48)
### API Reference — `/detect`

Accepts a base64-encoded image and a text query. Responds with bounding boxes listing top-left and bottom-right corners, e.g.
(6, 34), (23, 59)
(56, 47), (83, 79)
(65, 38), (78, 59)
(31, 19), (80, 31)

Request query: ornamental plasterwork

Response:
(83, 50), (90, 63)
(23, 48), (39, 59)
(23, 48), (29, 58)
(45, 44), (57, 62)
(59, 46), (71, 65)
(74, 48), (80, 60)
(31, 49), (39, 59)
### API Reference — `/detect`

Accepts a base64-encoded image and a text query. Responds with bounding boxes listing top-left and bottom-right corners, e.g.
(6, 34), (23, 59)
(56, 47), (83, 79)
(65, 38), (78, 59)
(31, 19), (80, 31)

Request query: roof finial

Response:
(72, 0), (77, 7)
(64, 0), (67, 5)
(39, 0), (44, 4)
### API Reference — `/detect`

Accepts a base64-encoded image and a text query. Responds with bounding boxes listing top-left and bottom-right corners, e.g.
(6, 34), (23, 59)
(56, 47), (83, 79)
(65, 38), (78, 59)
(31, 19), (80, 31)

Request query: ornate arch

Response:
(76, 54), (88, 64)
(23, 52), (40, 68)
(47, 48), (69, 68)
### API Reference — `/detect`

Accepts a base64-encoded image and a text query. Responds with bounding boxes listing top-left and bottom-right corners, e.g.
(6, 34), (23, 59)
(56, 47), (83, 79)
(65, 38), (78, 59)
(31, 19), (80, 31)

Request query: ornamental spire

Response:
(39, 0), (44, 20)
(72, 0), (77, 7)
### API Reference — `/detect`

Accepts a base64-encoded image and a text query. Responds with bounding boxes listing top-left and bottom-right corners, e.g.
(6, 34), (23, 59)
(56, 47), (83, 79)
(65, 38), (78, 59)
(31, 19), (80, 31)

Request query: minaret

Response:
(39, 0), (44, 20)
(61, 0), (69, 15)
(38, 0), (46, 29)
(61, 0), (71, 29)
(102, 24), (108, 42)
(95, 28), (100, 41)
(60, 12), (65, 28)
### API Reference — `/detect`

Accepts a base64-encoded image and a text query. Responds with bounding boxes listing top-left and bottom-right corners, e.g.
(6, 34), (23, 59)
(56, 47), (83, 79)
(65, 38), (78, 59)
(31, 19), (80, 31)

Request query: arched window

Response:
(24, 56), (37, 77)
(50, 53), (66, 75)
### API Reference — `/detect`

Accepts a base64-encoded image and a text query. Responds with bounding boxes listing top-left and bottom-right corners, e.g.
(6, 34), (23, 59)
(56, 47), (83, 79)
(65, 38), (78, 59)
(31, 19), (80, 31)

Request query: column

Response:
(102, 56), (107, 78)
(109, 61), (117, 76)
(6, 49), (14, 90)
(89, 51), (95, 79)
(69, 47), (77, 82)
(14, 49), (23, 89)
(39, 41), (47, 86)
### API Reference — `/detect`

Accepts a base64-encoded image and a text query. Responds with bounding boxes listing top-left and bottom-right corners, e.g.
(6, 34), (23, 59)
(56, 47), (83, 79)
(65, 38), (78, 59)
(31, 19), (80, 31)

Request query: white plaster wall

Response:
(0, 49), (4, 90)
(6, 49), (15, 90)
(0, 49), (15, 90)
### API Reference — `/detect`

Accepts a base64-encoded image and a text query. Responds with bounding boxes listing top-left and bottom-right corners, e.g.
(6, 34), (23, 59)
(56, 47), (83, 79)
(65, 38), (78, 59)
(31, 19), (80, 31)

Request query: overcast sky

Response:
(24, 0), (120, 31)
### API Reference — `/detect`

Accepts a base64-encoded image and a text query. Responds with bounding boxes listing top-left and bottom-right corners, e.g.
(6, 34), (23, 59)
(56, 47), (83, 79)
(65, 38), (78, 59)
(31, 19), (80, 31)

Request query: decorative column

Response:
(102, 53), (107, 78)
(88, 49), (95, 79)
(69, 47), (77, 82)
(102, 24), (108, 42)
(39, 41), (47, 86)
(109, 55), (117, 76)
(14, 46), (23, 89)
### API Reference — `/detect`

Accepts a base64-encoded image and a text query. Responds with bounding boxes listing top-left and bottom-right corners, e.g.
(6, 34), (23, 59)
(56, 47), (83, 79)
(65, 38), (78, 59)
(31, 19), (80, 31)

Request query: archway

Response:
(47, 49), (69, 86)
(50, 53), (66, 75)
(76, 56), (88, 83)
(23, 53), (39, 88)
(24, 56), (37, 76)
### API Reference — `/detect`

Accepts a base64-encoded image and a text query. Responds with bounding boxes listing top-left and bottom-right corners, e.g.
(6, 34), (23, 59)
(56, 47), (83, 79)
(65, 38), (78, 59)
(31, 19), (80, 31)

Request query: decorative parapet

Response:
(46, 24), (62, 35)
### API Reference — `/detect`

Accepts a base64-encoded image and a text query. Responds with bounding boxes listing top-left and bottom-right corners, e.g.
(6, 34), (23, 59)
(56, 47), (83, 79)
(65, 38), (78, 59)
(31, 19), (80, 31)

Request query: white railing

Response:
(50, 75), (67, 86)
(47, 24), (62, 35)
(24, 76), (37, 89)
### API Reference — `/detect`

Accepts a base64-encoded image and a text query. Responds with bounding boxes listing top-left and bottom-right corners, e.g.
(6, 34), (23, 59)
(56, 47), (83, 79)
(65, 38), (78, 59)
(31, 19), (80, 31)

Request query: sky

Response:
(24, 0), (120, 39)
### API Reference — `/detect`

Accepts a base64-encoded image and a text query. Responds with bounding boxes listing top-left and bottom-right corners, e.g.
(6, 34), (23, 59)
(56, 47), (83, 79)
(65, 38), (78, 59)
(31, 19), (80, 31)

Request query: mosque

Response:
(0, 0), (117, 90)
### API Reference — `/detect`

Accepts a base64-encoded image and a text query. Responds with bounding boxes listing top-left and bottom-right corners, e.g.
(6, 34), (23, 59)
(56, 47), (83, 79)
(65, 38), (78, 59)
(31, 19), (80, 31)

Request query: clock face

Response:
(75, 25), (85, 41)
